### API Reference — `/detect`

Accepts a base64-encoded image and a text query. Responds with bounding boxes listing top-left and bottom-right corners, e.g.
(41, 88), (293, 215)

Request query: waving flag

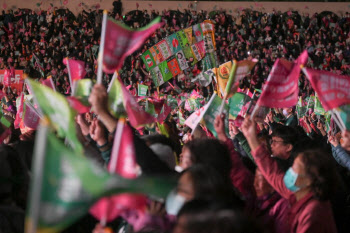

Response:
(26, 125), (175, 233)
(102, 16), (163, 73)
(14, 93), (24, 129)
(63, 58), (87, 88)
(27, 79), (83, 153)
(108, 78), (155, 128)
(40, 76), (56, 91)
(303, 68), (350, 111)
(256, 51), (308, 108)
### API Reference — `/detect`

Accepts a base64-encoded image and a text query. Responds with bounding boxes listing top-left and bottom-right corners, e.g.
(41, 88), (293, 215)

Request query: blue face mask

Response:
(283, 167), (300, 192)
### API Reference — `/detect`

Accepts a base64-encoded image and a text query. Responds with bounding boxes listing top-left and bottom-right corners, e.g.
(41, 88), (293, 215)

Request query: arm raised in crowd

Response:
(242, 117), (293, 200)
(88, 84), (118, 133)
(329, 131), (350, 171)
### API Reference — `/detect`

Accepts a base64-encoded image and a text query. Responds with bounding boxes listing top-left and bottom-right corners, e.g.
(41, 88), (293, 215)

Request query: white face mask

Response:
(283, 109), (289, 117)
(165, 190), (186, 216)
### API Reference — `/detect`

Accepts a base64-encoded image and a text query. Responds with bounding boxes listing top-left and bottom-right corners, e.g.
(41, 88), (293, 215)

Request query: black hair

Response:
(271, 124), (297, 146)
(184, 138), (231, 180)
(299, 149), (338, 201)
(182, 165), (244, 209)
(177, 199), (262, 233)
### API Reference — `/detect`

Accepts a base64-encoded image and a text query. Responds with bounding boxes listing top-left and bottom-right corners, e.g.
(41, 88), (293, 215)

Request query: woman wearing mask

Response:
(242, 117), (338, 233)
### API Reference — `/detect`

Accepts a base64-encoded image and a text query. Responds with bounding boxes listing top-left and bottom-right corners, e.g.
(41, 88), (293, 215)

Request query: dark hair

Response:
(271, 125), (297, 146)
(177, 199), (261, 233)
(184, 139), (231, 180)
(299, 149), (338, 201)
(182, 165), (244, 209)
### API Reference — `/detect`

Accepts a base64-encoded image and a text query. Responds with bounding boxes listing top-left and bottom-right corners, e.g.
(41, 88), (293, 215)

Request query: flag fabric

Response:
(41, 77), (56, 91)
(216, 61), (233, 97)
(103, 17), (163, 73)
(157, 102), (172, 123)
(27, 79), (83, 153)
(26, 127), (175, 233)
(335, 105), (350, 130)
(23, 101), (41, 129)
(303, 68), (350, 111)
(296, 97), (306, 118)
(203, 95), (229, 137)
(178, 110), (186, 125)
(228, 92), (247, 120)
(257, 51), (308, 108)
(14, 93), (24, 128)
(63, 58), (87, 85)
(197, 71), (212, 87)
(145, 99), (157, 117)
(314, 94), (326, 115)
(138, 84), (148, 96)
(72, 78), (93, 106)
(66, 96), (91, 114)
(109, 78), (155, 128)
(184, 94), (217, 130)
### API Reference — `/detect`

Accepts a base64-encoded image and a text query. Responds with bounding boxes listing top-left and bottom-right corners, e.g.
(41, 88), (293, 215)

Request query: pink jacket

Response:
(252, 145), (337, 233)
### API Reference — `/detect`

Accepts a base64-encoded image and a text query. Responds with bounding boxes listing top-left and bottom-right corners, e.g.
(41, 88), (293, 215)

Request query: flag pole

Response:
(107, 71), (118, 93)
(97, 10), (108, 84)
(66, 57), (74, 95)
(26, 119), (49, 233)
(218, 60), (237, 115)
(100, 118), (125, 226)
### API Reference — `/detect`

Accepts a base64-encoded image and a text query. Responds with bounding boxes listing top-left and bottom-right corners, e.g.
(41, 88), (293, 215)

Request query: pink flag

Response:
(14, 93), (24, 129)
(119, 79), (155, 128)
(3, 69), (11, 86)
(190, 90), (202, 99)
(304, 68), (350, 111)
(63, 58), (87, 84)
(103, 17), (163, 73)
(157, 103), (172, 123)
(66, 96), (90, 114)
(41, 77), (56, 91)
(257, 51), (308, 108)
(23, 103), (40, 129)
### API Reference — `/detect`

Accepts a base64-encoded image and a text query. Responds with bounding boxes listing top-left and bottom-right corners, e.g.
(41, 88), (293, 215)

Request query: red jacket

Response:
(252, 145), (337, 233)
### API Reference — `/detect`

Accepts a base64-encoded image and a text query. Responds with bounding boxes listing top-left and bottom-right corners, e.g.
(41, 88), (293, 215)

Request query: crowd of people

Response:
(1, 3), (350, 233)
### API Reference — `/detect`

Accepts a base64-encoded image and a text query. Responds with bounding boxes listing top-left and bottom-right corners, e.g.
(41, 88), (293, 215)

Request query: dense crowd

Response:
(1, 3), (350, 233)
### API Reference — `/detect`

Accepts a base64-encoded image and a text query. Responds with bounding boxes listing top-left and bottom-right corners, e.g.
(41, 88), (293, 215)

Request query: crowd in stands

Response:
(0, 3), (350, 233)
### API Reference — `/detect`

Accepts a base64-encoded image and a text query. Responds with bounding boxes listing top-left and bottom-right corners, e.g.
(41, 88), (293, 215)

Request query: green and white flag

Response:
(203, 95), (229, 137)
(138, 84), (149, 97)
(314, 94), (325, 115)
(335, 104), (350, 130)
(72, 79), (93, 106)
(296, 97), (306, 118)
(26, 126), (175, 233)
(108, 77), (125, 118)
(27, 79), (83, 153)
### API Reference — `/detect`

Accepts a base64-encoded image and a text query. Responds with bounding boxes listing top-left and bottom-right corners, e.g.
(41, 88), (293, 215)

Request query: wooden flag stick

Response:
(97, 10), (108, 84)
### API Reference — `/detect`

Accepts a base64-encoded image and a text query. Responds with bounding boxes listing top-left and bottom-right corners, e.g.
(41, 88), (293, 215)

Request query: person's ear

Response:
(286, 143), (293, 153)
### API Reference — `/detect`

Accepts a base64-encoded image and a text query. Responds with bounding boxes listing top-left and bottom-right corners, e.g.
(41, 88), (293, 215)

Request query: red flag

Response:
(149, 98), (165, 114)
(257, 51), (308, 108)
(157, 103), (172, 123)
(119, 79), (155, 128)
(14, 93), (24, 129)
(63, 58), (86, 85)
(303, 68), (350, 111)
(102, 17), (163, 73)
(66, 96), (90, 114)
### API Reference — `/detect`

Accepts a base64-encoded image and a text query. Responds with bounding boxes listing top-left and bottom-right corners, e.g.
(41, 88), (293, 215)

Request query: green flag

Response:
(178, 110), (186, 125)
(203, 95), (229, 137)
(27, 79), (83, 153)
(138, 84), (149, 97)
(296, 97), (306, 118)
(26, 127), (176, 233)
(72, 79), (93, 106)
(228, 92), (246, 119)
(314, 94), (325, 115)
(108, 77), (125, 117)
(336, 105), (350, 130)
(145, 99), (157, 117)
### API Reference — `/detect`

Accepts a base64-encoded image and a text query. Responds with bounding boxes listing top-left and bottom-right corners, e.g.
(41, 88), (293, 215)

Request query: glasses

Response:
(269, 139), (285, 145)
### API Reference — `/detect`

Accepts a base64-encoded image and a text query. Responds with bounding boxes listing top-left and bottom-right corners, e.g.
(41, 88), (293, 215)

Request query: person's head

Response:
(284, 149), (338, 201)
(180, 139), (231, 179)
(270, 125), (297, 160)
(341, 130), (350, 151)
(166, 165), (243, 215)
(173, 199), (260, 233)
(254, 168), (274, 197)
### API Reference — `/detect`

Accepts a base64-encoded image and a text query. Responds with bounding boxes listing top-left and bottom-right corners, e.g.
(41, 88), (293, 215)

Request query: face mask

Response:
(282, 109), (289, 117)
(283, 167), (300, 192)
(165, 190), (186, 216)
